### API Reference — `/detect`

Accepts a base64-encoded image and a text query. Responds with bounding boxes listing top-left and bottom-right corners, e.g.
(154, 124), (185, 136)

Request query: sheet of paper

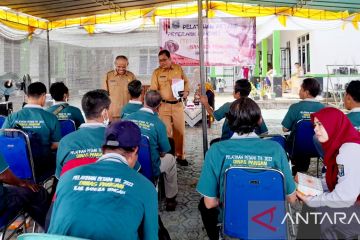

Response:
(172, 78), (184, 99)
(297, 172), (323, 196)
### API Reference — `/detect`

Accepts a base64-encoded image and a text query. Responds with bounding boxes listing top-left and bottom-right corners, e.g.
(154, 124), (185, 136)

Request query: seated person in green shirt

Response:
(344, 80), (360, 131)
(48, 121), (158, 240)
(281, 78), (325, 174)
(315, 80), (360, 159)
(125, 90), (178, 211)
(47, 82), (85, 129)
(120, 79), (143, 118)
(2, 82), (62, 179)
(55, 89), (110, 179)
(282, 77), (325, 132)
(196, 98), (296, 240)
(0, 153), (50, 228)
(200, 79), (268, 144)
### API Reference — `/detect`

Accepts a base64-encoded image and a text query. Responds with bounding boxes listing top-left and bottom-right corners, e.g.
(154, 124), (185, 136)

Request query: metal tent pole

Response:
(197, 0), (208, 156)
(46, 29), (51, 88)
(205, 0), (209, 83)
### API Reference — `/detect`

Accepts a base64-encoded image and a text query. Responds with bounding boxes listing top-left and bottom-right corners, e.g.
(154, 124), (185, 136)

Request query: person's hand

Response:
(294, 173), (299, 183)
(182, 91), (189, 99)
(287, 192), (298, 204)
(296, 191), (312, 204)
(199, 95), (208, 105)
(20, 181), (40, 192)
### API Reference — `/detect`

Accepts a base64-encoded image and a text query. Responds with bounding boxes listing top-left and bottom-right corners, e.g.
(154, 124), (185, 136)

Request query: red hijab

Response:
(311, 108), (360, 197)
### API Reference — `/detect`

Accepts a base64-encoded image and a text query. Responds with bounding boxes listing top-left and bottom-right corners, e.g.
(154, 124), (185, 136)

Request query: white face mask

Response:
(103, 117), (110, 126)
(102, 110), (110, 126)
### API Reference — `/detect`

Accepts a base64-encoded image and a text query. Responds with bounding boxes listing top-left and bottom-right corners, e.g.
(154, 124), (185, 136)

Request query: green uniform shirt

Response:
(213, 102), (268, 139)
(49, 153), (158, 240)
(282, 99), (325, 131)
(2, 104), (62, 151)
(120, 101), (143, 119)
(347, 109), (360, 131)
(55, 123), (106, 178)
(196, 134), (296, 221)
(125, 108), (170, 177)
(47, 102), (85, 129)
(0, 154), (9, 211)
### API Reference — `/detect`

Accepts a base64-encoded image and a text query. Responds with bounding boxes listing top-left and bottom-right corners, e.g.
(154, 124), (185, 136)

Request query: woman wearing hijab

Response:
(296, 107), (360, 239)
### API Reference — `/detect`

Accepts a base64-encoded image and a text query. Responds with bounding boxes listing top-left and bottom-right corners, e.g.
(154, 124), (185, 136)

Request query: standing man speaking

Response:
(103, 55), (136, 120)
(150, 50), (190, 166)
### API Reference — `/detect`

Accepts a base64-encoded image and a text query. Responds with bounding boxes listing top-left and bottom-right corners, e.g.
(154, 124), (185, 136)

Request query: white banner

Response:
(160, 17), (256, 66)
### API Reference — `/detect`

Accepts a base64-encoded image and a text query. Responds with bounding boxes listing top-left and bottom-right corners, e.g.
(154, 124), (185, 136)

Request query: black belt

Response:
(162, 99), (182, 104)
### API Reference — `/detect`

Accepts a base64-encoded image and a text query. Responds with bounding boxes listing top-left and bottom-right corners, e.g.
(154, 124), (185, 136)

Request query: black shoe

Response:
(165, 197), (177, 211)
(176, 158), (189, 166)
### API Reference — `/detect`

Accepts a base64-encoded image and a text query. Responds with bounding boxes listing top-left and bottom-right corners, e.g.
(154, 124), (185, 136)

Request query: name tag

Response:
(159, 75), (167, 79)
(338, 164), (345, 177)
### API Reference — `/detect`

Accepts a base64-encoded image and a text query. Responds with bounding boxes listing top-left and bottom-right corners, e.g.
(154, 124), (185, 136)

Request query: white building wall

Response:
(279, 28), (360, 74)
(310, 27), (360, 74)
(280, 30), (308, 68)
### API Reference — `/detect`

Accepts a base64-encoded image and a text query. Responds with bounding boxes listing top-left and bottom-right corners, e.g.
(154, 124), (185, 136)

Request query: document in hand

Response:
(172, 78), (184, 99)
(297, 172), (324, 196)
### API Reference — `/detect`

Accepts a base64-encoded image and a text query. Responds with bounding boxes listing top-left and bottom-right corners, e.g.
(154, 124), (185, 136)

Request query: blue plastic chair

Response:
(261, 134), (286, 150)
(223, 167), (289, 239)
(0, 129), (36, 183)
(289, 120), (319, 158)
(59, 120), (76, 138)
(138, 135), (153, 182)
(0, 115), (5, 128)
(18, 233), (89, 240)
(288, 120), (321, 175)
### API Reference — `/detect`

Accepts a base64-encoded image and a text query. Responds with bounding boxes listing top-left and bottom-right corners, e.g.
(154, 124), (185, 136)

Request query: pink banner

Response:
(160, 18), (256, 66)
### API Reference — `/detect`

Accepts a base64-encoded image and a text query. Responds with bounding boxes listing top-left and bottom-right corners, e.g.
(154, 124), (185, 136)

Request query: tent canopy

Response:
(0, 0), (189, 21)
(229, 0), (360, 13)
(0, 0), (360, 31)
(1, 0), (360, 22)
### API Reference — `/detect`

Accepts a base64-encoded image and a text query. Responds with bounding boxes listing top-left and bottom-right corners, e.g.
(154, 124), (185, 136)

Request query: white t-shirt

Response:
(308, 143), (360, 208)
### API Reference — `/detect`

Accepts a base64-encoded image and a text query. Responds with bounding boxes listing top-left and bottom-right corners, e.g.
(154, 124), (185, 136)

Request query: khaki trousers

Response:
(160, 154), (178, 198)
(159, 102), (185, 159)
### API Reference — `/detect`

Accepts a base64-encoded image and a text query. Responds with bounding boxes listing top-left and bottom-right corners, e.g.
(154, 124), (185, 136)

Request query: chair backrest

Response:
(138, 135), (153, 182)
(290, 120), (320, 158)
(59, 120), (76, 137)
(223, 167), (288, 239)
(262, 134), (286, 150)
(0, 115), (5, 128)
(0, 129), (36, 182)
(18, 233), (89, 240)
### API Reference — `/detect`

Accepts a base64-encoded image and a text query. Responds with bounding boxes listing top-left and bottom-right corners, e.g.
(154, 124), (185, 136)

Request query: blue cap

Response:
(104, 120), (141, 148)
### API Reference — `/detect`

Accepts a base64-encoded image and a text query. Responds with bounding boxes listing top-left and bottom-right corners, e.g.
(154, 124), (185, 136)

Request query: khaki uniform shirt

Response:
(103, 70), (136, 118)
(150, 64), (190, 101)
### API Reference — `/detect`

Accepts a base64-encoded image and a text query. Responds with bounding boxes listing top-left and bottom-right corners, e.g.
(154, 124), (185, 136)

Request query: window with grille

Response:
(138, 48), (159, 75)
(4, 39), (21, 74)
(297, 33), (310, 73)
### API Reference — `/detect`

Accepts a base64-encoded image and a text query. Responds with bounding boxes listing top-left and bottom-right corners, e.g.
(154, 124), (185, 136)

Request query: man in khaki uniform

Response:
(150, 50), (190, 166)
(103, 55), (136, 119)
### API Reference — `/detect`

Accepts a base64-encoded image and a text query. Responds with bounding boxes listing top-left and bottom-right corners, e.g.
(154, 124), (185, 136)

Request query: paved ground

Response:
(158, 92), (322, 240)
(2, 92), (321, 240)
